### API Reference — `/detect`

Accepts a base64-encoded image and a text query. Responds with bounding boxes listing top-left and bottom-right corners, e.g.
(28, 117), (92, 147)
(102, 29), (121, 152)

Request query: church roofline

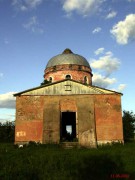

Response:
(91, 85), (123, 96)
(13, 79), (123, 97)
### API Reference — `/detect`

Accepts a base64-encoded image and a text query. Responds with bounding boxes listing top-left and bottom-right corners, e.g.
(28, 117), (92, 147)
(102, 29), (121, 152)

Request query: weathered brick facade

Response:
(14, 49), (124, 147)
(15, 96), (44, 143)
(44, 64), (92, 85)
(15, 92), (123, 146)
(94, 95), (123, 144)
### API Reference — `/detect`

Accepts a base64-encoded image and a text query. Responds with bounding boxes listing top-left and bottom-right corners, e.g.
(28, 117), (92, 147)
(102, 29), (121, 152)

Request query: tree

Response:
(0, 121), (15, 142)
(40, 79), (51, 86)
(122, 110), (135, 142)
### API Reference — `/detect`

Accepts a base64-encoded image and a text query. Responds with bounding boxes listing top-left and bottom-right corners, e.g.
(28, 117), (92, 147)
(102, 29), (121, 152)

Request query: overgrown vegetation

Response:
(0, 121), (15, 143)
(122, 110), (135, 142)
(40, 79), (51, 86)
(0, 111), (135, 179)
(0, 143), (135, 180)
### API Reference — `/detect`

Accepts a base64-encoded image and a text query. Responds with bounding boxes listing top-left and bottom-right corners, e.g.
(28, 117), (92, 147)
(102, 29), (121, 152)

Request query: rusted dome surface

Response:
(46, 49), (90, 68)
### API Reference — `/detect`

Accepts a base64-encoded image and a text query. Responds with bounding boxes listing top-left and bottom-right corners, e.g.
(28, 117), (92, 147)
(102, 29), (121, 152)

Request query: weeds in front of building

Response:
(0, 142), (135, 179)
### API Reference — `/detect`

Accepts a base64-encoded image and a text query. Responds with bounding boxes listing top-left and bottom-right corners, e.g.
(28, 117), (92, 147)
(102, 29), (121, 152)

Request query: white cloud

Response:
(112, 84), (127, 93)
(26, 0), (43, 8)
(90, 51), (120, 76)
(0, 92), (16, 109)
(23, 16), (37, 28)
(106, 11), (117, 19)
(0, 73), (3, 78)
(90, 49), (125, 90)
(110, 14), (135, 44)
(94, 47), (104, 55)
(12, 0), (43, 11)
(90, 49), (122, 88)
(105, 51), (113, 56)
(92, 27), (101, 34)
(62, 0), (104, 16)
(23, 16), (44, 34)
(0, 114), (15, 123)
(117, 84), (126, 92)
(92, 73), (117, 88)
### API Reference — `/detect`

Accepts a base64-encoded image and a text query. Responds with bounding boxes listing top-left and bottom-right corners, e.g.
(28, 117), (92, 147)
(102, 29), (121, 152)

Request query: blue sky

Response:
(0, 0), (135, 122)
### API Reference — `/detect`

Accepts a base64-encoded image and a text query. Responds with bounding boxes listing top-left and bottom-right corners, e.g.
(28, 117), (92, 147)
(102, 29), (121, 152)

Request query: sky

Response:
(0, 0), (135, 123)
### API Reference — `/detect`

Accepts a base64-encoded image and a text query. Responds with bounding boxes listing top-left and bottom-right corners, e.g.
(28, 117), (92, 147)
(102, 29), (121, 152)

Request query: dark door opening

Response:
(61, 112), (76, 141)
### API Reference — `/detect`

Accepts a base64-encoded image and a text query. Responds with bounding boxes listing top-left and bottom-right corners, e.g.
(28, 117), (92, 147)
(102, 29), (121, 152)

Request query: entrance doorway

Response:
(61, 112), (76, 141)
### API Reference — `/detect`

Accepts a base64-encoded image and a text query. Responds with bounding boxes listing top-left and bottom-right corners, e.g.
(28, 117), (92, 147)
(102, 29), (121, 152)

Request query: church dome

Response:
(43, 48), (93, 85)
(46, 48), (90, 68)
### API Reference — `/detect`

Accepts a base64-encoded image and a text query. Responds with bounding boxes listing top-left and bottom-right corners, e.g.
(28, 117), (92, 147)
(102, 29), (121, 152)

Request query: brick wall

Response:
(15, 96), (44, 143)
(44, 64), (92, 85)
(15, 94), (123, 146)
(94, 94), (123, 143)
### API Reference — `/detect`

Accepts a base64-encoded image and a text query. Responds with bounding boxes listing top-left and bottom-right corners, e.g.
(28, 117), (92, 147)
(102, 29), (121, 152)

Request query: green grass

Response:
(0, 143), (135, 180)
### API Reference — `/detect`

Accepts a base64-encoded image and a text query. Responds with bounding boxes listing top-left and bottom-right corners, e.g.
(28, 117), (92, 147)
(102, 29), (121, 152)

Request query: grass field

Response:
(0, 142), (135, 180)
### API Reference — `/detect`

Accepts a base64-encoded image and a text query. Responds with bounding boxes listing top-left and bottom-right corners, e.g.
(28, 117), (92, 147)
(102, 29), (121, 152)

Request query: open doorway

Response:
(60, 112), (76, 141)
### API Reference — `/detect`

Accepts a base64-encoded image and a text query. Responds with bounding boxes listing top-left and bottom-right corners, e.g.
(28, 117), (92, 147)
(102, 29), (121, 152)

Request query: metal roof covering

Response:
(46, 49), (90, 68)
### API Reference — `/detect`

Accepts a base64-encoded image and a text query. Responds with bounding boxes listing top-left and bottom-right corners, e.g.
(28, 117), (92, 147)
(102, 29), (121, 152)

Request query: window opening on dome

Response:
(49, 77), (52, 83)
(53, 66), (56, 71)
(84, 76), (88, 84)
(78, 65), (82, 70)
(65, 74), (71, 79)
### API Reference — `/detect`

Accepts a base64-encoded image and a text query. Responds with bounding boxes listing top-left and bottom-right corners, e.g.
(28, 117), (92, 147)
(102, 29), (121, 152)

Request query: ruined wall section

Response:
(76, 96), (97, 147)
(15, 93), (123, 146)
(42, 96), (77, 144)
(15, 96), (44, 144)
(94, 94), (123, 144)
(43, 96), (60, 144)
(42, 95), (97, 147)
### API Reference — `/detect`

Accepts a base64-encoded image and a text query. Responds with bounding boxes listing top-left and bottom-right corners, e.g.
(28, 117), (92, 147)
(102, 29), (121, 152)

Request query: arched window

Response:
(53, 66), (56, 71)
(84, 76), (88, 84)
(65, 74), (71, 79)
(49, 77), (52, 83)
(78, 65), (82, 70)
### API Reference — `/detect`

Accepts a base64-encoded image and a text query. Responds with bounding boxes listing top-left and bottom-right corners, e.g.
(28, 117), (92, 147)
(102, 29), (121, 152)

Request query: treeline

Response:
(123, 110), (135, 142)
(0, 110), (135, 143)
(0, 121), (15, 142)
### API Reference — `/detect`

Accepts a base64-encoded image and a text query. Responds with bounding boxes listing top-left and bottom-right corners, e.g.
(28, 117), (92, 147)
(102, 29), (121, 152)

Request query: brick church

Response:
(14, 49), (124, 147)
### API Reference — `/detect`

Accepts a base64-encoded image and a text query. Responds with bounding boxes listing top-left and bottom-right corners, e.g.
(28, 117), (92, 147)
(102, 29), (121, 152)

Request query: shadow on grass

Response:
(76, 155), (124, 180)
(0, 143), (134, 180)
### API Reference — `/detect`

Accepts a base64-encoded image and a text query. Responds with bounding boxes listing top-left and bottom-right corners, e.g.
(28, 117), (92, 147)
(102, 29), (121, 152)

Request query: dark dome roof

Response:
(46, 49), (90, 68)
